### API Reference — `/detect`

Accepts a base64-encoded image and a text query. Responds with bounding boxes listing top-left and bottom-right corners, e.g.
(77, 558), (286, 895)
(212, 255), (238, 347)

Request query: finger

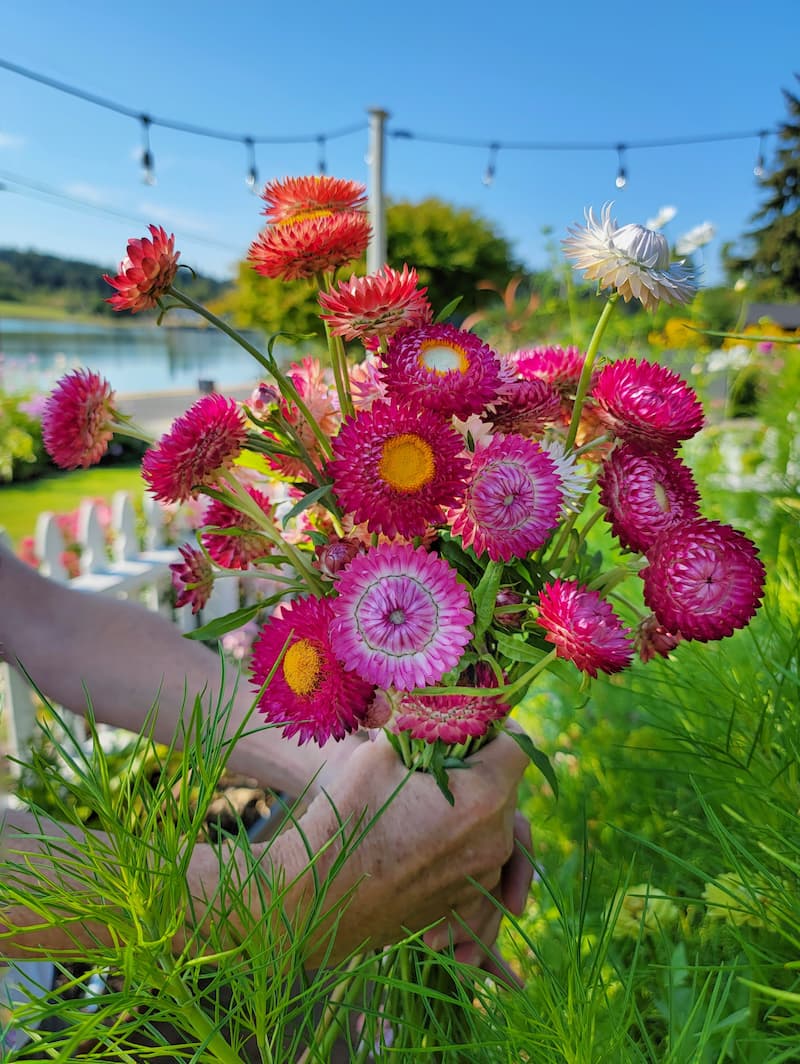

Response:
(500, 812), (534, 916)
(479, 945), (525, 990)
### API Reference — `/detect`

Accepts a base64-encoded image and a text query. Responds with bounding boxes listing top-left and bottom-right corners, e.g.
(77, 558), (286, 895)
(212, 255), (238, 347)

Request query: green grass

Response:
(0, 464), (145, 545)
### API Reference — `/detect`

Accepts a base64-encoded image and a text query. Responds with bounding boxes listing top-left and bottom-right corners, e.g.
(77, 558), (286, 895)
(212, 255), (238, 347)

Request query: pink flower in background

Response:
(329, 401), (469, 538)
(17, 394), (48, 419)
(487, 378), (562, 437)
(103, 225), (180, 313)
(330, 543), (474, 690)
(635, 614), (682, 663)
(591, 359), (704, 449)
(641, 519), (765, 642)
(319, 264), (433, 342)
(260, 175), (367, 223)
(266, 357), (339, 479)
(248, 212), (371, 281)
(142, 394), (247, 503)
(221, 620), (260, 662)
(170, 544), (214, 614)
(383, 323), (502, 419)
(348, 355), (388, 409)
(250, 595), (374, 745)
(598, 443), (701, 553)
(42, 369), (119, 469)
(201, 485), (275, 569)
(537, 579), (633, 677)
(509, 345), (588, 398)
(394, 690), (508, 744)
(448, 435), (563, 562)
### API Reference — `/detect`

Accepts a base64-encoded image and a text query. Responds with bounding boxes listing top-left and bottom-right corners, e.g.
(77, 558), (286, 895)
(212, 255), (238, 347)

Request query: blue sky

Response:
(1, 1), (798, 289)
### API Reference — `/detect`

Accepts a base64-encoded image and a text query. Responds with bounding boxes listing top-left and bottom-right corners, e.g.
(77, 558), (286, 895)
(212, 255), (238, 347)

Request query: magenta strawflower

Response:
(536, 579), (634, 677)
(318, 264), (433, 342)
(394, 690), (508, 744)
(170, 544), (214, 614)
(508, 345), (588, 398)
(641, 519), (765, 642)
(42, 369), (120, 469)
(448, 435), (563, 562)
(142, 394), (248, 503)
(330, 543), (474, 690)
(103, 225), (179, 313)
(598, 443), (701, 553)
(487, 378), (563, 437)
(383, 323), (502, 418)
(250, 595), (374, 745)
(328, 400), (469, 538)
(591, 359), (704, 449)
(201, 485), (275, 569)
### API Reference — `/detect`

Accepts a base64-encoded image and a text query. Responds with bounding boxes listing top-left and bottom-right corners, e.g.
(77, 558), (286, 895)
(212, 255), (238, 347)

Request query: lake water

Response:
(0, 317), (295, 396)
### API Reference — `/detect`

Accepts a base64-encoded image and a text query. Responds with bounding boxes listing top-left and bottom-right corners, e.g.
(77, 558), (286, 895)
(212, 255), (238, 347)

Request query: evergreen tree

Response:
(726, 77), (800, 296)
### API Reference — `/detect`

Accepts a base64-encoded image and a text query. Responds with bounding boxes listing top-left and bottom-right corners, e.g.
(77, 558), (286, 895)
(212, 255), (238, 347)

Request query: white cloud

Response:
(137, 201), (214, 235)
(0, 131), (24, 150)
(63, 182), (112, 205)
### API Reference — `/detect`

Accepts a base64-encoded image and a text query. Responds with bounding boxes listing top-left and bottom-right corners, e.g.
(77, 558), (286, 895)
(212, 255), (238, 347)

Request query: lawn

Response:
(0, 464), (145, 545)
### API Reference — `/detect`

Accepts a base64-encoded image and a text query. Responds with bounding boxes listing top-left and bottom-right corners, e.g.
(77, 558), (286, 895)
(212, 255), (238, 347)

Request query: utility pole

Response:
(367, 107), (389, 273)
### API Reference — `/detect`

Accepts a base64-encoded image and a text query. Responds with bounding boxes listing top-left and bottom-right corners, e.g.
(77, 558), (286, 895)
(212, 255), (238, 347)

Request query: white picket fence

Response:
(1, 491), (248, 769)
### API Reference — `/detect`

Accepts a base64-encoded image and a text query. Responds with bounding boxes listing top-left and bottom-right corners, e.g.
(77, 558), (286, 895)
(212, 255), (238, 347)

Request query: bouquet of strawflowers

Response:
(40, 178), (766, 1051)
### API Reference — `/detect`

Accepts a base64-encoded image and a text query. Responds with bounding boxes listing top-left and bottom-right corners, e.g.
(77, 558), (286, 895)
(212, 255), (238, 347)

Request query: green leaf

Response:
(472, 560), (503, 641)
(281, 482), (336, 526)
(429, 744), (455, 805)
(434, 296), (463, 323)
(504, 729), (559, 799)
(494, 631), (548, 665)
(182, 602), (264, 641)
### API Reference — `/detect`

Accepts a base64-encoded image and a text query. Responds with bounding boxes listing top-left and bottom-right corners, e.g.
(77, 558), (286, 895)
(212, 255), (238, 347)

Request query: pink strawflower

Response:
(598, 443), (701, 553)
(42, 369), (119, 469)
(348, 354), (388, 410)
(383, 324), (502, 419)
(170, 543), (214, 614)
(635, 614), (682, 663)
(319, 264), (433, 342)
(508, 345), (588, 398)
(248, 212), (371, 281)
(142, 394), (248, 503)
(250, 595), (374, 745)
(487, 378), (563, 437)
(103, 225), (180, 313)
(448, 435), (563, 562)
(328, 400), (469, 538)
(536, 579), (634, 677)
(330, 543), (474, 691)
(641, 519), (765, 642)
(591, 359), (704, 449)
(260, 175), (367, 223)
(201, 485), (275, 569)
(266, 357), (339, 479)
(394, 690), (508, 744)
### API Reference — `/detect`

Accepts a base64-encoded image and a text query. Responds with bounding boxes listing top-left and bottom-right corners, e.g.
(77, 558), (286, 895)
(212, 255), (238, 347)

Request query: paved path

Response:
(118, 383), (255, 438)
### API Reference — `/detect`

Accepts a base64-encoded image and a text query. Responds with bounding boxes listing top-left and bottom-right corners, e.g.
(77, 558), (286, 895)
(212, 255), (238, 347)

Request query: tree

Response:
(211, 198), (522, 339)
(725, 77), (800, 297)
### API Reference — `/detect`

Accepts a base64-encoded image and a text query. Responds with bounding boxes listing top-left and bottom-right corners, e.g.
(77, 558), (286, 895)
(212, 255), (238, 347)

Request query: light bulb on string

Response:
(140, 114), (156, 186)
(614, 143), (627, 189)
(243, 137), (258, 193)
(317, 135), (327, 174)
(482, 142), (499, 187)
(753, 130), (767, 178)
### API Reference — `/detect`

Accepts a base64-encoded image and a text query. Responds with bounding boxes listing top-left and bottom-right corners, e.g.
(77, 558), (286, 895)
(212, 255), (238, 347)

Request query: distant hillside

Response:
(0, 248), (231, 319)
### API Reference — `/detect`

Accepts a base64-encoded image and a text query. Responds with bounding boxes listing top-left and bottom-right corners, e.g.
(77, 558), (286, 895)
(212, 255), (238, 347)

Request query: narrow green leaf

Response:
(504, 729), (559, 799)
(182, 602), (263, 641)
(472, 561), (503, 641)
(434, 296), (463, 323)
(281, 482), (336, 526)
(494, 631), (548, 664)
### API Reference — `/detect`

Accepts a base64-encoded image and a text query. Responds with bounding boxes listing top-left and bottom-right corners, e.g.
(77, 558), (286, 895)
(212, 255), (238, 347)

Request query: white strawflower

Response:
(562, 204), (697, 312)
(540, 439), (590, 514)
(675, 221), (716, 257)
(645, 205), (678, 230)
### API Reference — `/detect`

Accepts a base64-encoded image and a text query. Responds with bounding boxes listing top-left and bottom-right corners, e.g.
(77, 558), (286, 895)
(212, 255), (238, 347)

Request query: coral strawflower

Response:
(103, 224), (179, 313)
(394, 690), (508, 744)
(536, 579), (634, 677)
(328, 400), (469, 538)
(250, 595), (374, 746)
(42, 369), (121, 469)
(201, 485), (275, 569)
(591, 359), (704, 449)
(248, 212), (371, 281)
(260, 175), (367, 223)
(170, 544), (214, 615)
(598, 443), (701, 553)
(641, 518), (765, 642)
(142, 394), (248, 503)
(319, 264), (433, 342)
(383, 323), (502, 419)
(448, 435), (563, 562)
(563, 205), (696, 311)
(330, 542), (473, 691)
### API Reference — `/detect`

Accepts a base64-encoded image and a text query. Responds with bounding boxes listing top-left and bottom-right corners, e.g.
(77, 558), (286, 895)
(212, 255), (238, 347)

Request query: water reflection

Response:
(0, 318), (300, 395)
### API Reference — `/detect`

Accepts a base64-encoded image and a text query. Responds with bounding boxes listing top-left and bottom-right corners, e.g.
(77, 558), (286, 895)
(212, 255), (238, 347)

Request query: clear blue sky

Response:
(1, 1), (798, 289)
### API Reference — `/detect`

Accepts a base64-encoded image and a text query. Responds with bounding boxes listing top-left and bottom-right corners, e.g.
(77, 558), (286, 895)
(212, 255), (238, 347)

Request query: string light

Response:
(243, 136), (258, 192)
(753, 129), (768, 178)
(614, 143), (627, 189)
(139, 114), (155, 186)
(317, 134), (327, 174)
(482, 142), (499, 186)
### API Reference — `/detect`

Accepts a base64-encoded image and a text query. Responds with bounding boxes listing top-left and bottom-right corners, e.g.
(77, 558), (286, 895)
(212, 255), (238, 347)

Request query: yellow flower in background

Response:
(648, 316), (705, 351)
(609, 883), (679, 940)
(703, 872), (770, 928)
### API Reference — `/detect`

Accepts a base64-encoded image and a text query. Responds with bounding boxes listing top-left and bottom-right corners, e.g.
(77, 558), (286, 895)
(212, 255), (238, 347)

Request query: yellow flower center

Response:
(378, 433), (436, 493)
(418, 339), (469, 375)
(276, 208), (333, 226)
(283, 638), (322, 696)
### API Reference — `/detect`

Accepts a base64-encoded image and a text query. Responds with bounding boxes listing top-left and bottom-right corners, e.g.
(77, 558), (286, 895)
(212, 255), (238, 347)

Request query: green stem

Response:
(564, 292), (619, 452)
(158, 958), (245, 1064)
